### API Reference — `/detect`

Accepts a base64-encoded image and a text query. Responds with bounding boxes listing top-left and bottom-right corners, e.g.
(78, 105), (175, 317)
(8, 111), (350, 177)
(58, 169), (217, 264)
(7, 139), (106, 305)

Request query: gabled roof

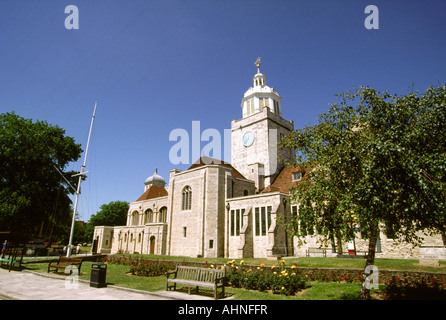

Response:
(187, 156), (247, 180)
(261, 164), (312, 194)
(136, 185), (168, 202)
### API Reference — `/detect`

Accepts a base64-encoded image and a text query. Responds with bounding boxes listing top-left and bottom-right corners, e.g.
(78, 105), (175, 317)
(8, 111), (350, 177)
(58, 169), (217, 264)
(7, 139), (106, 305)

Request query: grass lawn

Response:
(101, 254), (446, 273)
(23, 259), (381, 300)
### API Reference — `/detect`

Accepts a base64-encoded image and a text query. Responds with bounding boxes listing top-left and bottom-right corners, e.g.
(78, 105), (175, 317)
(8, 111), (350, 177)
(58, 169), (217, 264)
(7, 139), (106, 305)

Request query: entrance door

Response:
(150, 236), (155, 255)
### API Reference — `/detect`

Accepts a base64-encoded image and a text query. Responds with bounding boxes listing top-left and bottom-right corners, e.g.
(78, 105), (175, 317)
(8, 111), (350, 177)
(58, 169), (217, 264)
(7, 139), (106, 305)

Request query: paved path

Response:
(0, 268), (216, 300)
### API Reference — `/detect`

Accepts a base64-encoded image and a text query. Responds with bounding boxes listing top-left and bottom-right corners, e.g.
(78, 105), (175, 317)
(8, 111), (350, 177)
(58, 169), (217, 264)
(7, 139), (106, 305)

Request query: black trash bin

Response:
(90, 263), (107, 288)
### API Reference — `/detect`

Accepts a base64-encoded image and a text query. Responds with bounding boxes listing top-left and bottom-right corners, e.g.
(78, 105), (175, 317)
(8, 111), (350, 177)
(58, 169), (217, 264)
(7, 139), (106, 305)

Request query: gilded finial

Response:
(255, 57), (261, 72)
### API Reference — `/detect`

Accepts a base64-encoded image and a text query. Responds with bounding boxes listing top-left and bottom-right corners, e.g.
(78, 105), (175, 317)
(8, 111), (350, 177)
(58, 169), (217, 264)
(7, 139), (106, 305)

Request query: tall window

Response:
(132, 211), (139, 225)
(182, 186), (192, 210)
(230, 209), (245, 236)
(255, 206), (272, 236)
(145, 209), (153, 223)
(159, 207), (167, 223)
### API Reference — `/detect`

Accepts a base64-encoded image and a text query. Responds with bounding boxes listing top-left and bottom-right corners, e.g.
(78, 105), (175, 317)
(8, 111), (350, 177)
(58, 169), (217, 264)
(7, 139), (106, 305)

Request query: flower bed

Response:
(223, 260), (307, 296)
(103, 255), (176, 277)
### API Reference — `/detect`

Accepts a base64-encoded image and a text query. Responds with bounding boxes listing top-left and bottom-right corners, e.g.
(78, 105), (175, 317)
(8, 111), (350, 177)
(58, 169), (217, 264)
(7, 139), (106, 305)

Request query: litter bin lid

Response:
(92, 263), (107, 268)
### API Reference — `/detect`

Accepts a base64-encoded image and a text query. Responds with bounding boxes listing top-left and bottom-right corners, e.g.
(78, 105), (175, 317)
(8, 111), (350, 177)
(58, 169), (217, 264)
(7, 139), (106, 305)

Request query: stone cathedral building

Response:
(93, 62), (446, 260)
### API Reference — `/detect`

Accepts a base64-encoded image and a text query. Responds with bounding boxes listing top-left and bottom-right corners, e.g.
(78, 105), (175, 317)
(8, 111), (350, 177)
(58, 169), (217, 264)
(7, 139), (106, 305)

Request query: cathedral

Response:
(93, 61), (446, 260)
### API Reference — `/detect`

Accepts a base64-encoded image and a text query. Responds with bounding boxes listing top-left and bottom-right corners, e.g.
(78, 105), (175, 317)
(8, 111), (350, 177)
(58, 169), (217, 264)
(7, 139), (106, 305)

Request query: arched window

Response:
(132, 211), (139, 225)
(159, 207), (167, 222)
(145, 209), (153, 223)
(182, 186), (192, 210)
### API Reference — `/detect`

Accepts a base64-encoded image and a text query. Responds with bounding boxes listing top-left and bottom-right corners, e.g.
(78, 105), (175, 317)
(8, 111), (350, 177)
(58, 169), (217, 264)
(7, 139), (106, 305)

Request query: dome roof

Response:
(144, 168), (165, 185)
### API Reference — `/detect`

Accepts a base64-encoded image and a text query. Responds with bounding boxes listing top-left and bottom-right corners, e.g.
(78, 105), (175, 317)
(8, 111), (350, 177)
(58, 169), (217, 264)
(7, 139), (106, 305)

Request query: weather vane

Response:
(255, 57), (261, 72)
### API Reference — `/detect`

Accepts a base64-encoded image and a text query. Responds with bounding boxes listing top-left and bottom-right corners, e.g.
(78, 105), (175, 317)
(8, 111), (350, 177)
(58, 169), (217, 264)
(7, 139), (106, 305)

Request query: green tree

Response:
(87, 201), (129, 239)
(281, 85), (446, 299)
(0, 112), (83, 238)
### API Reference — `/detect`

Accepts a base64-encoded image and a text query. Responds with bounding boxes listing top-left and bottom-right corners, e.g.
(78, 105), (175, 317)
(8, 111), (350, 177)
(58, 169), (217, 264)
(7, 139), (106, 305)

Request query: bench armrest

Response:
(214, 275), (226, 283)
(165, 270), (177, 278)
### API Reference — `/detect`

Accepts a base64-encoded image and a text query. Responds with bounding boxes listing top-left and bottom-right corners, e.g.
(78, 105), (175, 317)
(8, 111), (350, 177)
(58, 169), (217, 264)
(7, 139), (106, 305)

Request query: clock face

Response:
(242, 131), (255, 147)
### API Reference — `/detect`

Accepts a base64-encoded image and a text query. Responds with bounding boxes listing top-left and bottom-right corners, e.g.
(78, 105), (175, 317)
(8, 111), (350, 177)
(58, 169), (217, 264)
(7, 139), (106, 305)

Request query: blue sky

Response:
(1, 0), (445, 222)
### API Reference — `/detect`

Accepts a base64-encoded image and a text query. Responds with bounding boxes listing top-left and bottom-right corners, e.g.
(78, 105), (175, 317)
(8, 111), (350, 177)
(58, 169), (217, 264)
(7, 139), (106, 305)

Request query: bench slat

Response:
(165, 265), (225, 299)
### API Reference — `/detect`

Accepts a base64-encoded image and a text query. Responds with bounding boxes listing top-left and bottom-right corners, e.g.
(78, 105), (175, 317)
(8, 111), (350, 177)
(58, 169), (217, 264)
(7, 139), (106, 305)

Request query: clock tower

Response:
(231, 59), (294, 192)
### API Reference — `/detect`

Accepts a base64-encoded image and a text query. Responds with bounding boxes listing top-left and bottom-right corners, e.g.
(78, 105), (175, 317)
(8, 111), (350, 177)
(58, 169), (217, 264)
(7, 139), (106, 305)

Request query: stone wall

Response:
(294, 229), (446, 260)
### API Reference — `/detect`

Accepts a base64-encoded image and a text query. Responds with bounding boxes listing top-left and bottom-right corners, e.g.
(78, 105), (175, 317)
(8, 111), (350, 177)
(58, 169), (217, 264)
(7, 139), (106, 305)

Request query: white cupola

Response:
(241, 58), (282, 118)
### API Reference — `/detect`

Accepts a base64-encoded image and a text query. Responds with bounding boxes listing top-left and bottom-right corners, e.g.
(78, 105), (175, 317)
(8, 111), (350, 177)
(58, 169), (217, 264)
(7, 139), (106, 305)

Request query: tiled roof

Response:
(262, 164), (312, 194)
(136, 185), (168, 201)
(187, 156), (247, 180)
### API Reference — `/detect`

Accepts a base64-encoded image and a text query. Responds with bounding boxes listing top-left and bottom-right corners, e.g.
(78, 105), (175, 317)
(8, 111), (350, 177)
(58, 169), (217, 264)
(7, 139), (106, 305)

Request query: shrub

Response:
(383, 276), (446, 299)
(129, 261), (171, 277)
(103, 255), (175, 277)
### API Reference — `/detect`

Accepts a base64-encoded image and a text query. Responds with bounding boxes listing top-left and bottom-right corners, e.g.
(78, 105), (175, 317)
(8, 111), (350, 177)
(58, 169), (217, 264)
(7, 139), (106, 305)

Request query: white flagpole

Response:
(67, 101), (98, 257)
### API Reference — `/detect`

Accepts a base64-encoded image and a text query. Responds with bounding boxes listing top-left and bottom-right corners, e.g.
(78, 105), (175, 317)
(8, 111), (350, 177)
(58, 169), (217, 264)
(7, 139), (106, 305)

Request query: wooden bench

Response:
(1, 248), (24, 272)
(0, 256), (19, 271)
(306, 247), (327, 257)
(165, 266), (226, 299)
(48, 257), (83, 274)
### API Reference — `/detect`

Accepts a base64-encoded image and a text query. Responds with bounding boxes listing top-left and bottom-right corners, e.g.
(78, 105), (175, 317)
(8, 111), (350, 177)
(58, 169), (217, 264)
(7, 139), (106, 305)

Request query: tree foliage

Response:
(281, 85), (446, 298)
(0, 112), (83, 237)
(86, 200), (129, 244)
(88, 201), (129, 227)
